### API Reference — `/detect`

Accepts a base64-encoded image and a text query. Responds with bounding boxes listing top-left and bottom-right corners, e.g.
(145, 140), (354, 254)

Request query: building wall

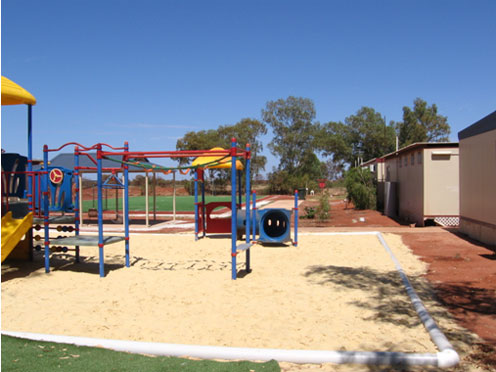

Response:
(397, 149), (424, 225)
(459, 129), (496, 246)
(423, 148), (460, 218)
(384, 157), (398, 182)
(376, 161), (386, 182)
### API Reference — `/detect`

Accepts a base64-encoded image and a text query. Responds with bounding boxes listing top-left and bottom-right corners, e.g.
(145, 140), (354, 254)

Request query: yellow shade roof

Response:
(1, 76), (37, 106)
(192, 147), (244, 170)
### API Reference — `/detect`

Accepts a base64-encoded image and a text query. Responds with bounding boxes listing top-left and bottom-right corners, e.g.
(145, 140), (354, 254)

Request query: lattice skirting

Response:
(434, 216), (460, 227)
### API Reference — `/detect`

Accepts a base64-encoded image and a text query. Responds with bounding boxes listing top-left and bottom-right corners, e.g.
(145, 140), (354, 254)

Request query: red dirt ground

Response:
(401, 232), (496, 344)
(298, 199), (401, 227)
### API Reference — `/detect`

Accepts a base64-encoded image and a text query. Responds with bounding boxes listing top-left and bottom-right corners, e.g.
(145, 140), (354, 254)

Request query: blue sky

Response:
(2, 0), (495, 174)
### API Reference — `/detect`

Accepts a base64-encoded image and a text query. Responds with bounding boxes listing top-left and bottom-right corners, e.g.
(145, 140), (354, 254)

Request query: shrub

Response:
(344, 168), (376, 210)
(302, 206), (316, 219)
(316, 192), (330, 220)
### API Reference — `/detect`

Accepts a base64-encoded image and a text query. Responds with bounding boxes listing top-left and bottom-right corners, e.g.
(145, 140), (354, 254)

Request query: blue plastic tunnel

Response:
(237, 208), (292, 244)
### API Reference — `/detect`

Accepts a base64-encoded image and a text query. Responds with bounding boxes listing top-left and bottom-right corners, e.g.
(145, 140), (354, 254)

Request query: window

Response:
(417, 151), (422, 165)
(411, 153), (414, 166)
(404, 155), (408, 166)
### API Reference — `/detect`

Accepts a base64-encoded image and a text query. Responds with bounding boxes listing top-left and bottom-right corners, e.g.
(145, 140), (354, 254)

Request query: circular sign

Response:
(49, 168), (64, 184)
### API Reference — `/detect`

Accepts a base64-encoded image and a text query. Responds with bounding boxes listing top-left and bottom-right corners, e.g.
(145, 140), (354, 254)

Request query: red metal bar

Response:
(99, 150), (248, 159)
(76, 166), (123, 172)
(45, 142), (126, 152)
(78, 152), (98, 166)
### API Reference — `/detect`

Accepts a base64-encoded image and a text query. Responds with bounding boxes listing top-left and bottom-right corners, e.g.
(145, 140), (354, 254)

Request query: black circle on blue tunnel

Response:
(262, 210), (289, 238)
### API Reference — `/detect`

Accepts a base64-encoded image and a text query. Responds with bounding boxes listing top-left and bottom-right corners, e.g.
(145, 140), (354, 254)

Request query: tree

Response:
(316, 107), (396, 166)
(262, 96), (318, 173)
(175, 118), (267, 193)
(344, 167), (376, 210)
(320, 159), (344, 182)
(175, 129), (223, 165)
(217, 118), (267, 178)
(176, 119), (267, 174)
(396, 98), (450, 147)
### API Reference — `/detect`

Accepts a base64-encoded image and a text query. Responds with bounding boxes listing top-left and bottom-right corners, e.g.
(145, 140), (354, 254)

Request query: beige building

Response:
(381, 142), (459, 227)
(458, 111), (496, 246)
(360, 157), (386, 181)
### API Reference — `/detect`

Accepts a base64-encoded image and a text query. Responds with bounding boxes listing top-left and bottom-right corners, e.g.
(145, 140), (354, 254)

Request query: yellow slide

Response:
(1, 211), (33, 263)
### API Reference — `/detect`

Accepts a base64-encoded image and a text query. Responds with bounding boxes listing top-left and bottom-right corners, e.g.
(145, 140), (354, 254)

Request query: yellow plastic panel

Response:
(1, 212), (33, 262)
(192, 147), (244, 170)
(1, 76), (37, 106)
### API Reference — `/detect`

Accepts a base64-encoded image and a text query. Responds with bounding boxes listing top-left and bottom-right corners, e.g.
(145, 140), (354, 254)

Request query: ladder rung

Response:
(236, 243), (252, 252)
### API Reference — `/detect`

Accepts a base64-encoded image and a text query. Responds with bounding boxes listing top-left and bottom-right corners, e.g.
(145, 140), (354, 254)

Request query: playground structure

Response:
(191, 148), (299, 247)
(36, 142), (131, 277)
(0, 76), (298, 278)
(4, 126), (290, 279)
(1, 76), (36, 263)
(97, 139), (257, 280)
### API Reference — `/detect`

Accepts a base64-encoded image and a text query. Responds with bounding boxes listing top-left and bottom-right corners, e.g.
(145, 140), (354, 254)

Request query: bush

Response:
(344, 168), (376, 210)
(316, 192), (330, 220)
(301, 206), (316, 219)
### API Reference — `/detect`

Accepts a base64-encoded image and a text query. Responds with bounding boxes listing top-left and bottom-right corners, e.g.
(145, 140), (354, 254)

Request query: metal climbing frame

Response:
(99, 139), (252, 280)
(41, 142), (128, 277)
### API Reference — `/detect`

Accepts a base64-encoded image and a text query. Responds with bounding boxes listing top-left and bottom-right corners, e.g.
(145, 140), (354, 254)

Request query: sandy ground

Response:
(1, 233), (484, 371)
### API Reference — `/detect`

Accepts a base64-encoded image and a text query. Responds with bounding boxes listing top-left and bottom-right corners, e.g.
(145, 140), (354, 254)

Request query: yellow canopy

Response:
(192, 147), (244, 170)
(1, 76), (37, 106)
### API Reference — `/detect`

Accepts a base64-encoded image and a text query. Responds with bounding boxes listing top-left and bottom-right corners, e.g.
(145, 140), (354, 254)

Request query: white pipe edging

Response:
(1, 231), (459, 368)
(374, 232), (459, 368)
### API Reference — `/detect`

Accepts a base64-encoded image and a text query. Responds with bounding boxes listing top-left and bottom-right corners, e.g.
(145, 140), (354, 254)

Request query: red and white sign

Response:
(49, 168), (64, 184)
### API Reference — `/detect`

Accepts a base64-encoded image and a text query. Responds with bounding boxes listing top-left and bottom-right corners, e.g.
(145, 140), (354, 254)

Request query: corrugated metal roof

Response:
(458, 110), (496, 140)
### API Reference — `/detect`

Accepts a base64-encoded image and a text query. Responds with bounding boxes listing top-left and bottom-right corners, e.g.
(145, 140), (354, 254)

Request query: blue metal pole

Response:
(97, 145), (105, 277)
(294, 190), (299, 247)
(201, 170), (206, 238)
(27, 105), (33, 212)
(43, 145), (50, 273)
(245, 144), (251, 273)
(231, 139), (237, 280)
(74, 147), (80, 263)
(252, 190), (257, 242)
(124, 142), (130, 267)
(194, 170), (199, 241)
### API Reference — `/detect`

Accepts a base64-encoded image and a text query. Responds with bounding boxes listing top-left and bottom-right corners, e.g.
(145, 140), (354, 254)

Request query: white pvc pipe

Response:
(0, 331), (455, 367)
(173, 171), (176, 221)
(145, 172), (149, 227)
(122, 174), (125, 230)
(1, 232), (459, 368)
(79, 175), (84, 225)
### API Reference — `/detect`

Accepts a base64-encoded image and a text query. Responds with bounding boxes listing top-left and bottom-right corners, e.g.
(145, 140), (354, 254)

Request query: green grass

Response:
(82, 195), (258, 213)
(1, 335), (280, 372)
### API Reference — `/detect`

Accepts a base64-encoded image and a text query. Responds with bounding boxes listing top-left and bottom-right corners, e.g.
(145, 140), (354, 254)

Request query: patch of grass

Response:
(1, 335), (280, 372)
(82, 195), (258, 213)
